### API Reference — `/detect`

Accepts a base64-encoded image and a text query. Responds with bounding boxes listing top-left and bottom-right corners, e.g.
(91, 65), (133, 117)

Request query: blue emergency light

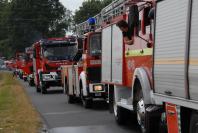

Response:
(88, 17), (96, 26)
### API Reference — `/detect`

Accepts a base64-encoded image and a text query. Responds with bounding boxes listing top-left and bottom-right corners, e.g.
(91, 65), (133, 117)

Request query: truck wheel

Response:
(82, 99), (93, 109)
(41, 86), (47, 94)
(29, 80), (34, 87)
(63, 78), (68, 95)
(36, 86), (41, 93)
(67, 95), (75, 104)
(24, 77), (27, 82)
(190, 112), (198, 133)
(113, 101), (127, 125)
(135, 84), (156, 133)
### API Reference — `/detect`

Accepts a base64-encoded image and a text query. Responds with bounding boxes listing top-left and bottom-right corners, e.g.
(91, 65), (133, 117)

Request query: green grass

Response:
(0, 72), (41, 133)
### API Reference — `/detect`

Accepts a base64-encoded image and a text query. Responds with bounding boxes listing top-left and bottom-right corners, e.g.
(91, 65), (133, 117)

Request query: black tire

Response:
(67, 95), (75, 104)
(80, 81), (92, 109)
(190, 112), (198, 133)
(113, 89), (127, 125)
(114, 104), (127, 125)
(41, 86), (47, 94)
(108, 85), (114, 113)
(36, 86), (41, 93)
(63, 78), (68, 95)
(135, 83), (158, 133)
(23, 77), (27, 82)
(82, 99), (93, 109)
(29, 80), (34, 86)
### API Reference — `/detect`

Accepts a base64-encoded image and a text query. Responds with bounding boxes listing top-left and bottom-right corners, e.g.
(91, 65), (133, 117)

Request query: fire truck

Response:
(33, 37), (77, 94)
(15, 52), (26, 79)
(99, 0), (158, 132)
(61, 17), (106, 108)
(22, 47), (34, 85)
(152, 0), (198, 133)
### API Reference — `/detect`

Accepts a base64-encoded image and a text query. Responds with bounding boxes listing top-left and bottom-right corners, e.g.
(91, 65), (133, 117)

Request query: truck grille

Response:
(87, 67), (101, 83)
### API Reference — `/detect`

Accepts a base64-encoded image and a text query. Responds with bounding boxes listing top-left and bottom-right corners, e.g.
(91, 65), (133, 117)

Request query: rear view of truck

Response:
(21, 47), (34, 84)
(33, 37), (77, 94)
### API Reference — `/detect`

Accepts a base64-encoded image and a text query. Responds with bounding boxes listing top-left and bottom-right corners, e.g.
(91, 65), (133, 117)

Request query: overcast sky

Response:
(59, 0), (84, 12)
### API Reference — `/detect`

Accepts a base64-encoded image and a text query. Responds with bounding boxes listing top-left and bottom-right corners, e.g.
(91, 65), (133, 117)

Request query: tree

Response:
(0, 0), (72, 58)
(74, 0), (113, 24)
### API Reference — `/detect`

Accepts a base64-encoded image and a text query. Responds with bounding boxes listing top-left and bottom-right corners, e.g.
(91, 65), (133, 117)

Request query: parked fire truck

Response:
(22, 47), (34, 86)
(152, 0), (198, 133)
(99, 0), (159, 132)
(61, 17), (106, 108)
(33, 37), (77, 94)
(15, 52), (26, 79)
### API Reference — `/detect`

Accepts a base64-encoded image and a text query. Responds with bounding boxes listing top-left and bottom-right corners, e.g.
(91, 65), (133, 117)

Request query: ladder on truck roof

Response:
(75, 0), (145, 36)
(76, 13), (102, 36)
(102, 0), (150, 23)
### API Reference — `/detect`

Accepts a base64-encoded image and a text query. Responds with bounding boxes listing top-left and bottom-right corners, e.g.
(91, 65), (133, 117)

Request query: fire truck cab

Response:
(15, 52), (26, 79)
(61, 20), (106, 108)
(33, 37), (77, 94)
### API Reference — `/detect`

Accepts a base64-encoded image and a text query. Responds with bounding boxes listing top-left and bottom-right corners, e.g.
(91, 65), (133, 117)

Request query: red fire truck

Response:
(100, 0), (158, 132)
(152, 0), (198, 133)
(33, 37), (77, 94)
(15, 52), (26, 79)
(61, 17), (106, 108)
(21, 47), (34, 85)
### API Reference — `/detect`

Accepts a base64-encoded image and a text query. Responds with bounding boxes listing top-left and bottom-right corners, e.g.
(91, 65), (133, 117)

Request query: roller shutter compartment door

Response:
(154, 0), (189, 98)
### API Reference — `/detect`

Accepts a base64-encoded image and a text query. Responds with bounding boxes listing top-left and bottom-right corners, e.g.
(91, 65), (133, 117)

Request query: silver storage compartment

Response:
(189, 0), (198, 101)
(102, 26), (112, 82)
(154, 0), (189, 98)
(112, 24), (123, 84)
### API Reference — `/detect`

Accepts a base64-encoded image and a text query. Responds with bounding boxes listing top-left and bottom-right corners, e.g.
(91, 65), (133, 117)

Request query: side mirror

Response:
(128, 5), (139, 36)
(142, 7), (151, 34)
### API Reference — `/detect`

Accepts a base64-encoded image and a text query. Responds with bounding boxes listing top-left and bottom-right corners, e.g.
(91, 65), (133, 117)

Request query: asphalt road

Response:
(21, 81), (140, 133)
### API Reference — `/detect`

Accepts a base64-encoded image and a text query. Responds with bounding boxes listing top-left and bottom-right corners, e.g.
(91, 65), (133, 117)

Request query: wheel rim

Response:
(137, 99), (146, 131)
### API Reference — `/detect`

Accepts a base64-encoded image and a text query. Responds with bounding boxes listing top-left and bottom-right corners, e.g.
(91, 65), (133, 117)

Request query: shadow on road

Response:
(46, 89), (63, 95)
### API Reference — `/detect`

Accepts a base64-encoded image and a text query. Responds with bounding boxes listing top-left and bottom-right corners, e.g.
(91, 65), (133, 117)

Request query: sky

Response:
(59, 0), (84, 12)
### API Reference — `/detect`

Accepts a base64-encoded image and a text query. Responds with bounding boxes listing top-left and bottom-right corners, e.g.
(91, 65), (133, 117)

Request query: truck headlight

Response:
(93, 85), (104, 92)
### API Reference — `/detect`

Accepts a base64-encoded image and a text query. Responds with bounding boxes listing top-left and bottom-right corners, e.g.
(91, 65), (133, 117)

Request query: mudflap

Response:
(108, 85), (114, 113)
(146, 105), (164, 133)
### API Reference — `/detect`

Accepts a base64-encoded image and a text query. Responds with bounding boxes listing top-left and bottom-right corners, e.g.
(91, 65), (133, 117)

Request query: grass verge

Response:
(0, 72), (41, 133)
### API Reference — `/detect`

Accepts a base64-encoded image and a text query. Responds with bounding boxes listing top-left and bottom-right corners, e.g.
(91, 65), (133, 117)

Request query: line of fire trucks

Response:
(4, 0), (198, 132)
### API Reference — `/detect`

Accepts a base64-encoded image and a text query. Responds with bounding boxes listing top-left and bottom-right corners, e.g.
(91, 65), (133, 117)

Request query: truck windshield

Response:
(43, 44), (77, 61)
(89, 34), (101, 56)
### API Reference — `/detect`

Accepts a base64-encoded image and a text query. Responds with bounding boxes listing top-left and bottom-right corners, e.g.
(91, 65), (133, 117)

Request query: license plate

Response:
(95, 93), (102, 97)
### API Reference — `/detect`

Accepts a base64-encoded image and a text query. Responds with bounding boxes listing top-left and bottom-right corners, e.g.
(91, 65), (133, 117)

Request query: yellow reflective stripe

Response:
(155, 59), (184, 65)
(190, 59), (198, 65)
(125, 48), (153, 57)
(155, 58), (198, 65)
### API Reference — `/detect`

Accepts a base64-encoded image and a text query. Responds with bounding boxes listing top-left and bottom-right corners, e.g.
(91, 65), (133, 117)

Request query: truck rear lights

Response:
(93, 85), (104, 92)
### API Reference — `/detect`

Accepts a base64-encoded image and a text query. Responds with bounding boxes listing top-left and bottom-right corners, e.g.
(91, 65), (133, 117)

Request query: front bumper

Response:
(41, 72), (61, 82)
(42, 80), (62, 87)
